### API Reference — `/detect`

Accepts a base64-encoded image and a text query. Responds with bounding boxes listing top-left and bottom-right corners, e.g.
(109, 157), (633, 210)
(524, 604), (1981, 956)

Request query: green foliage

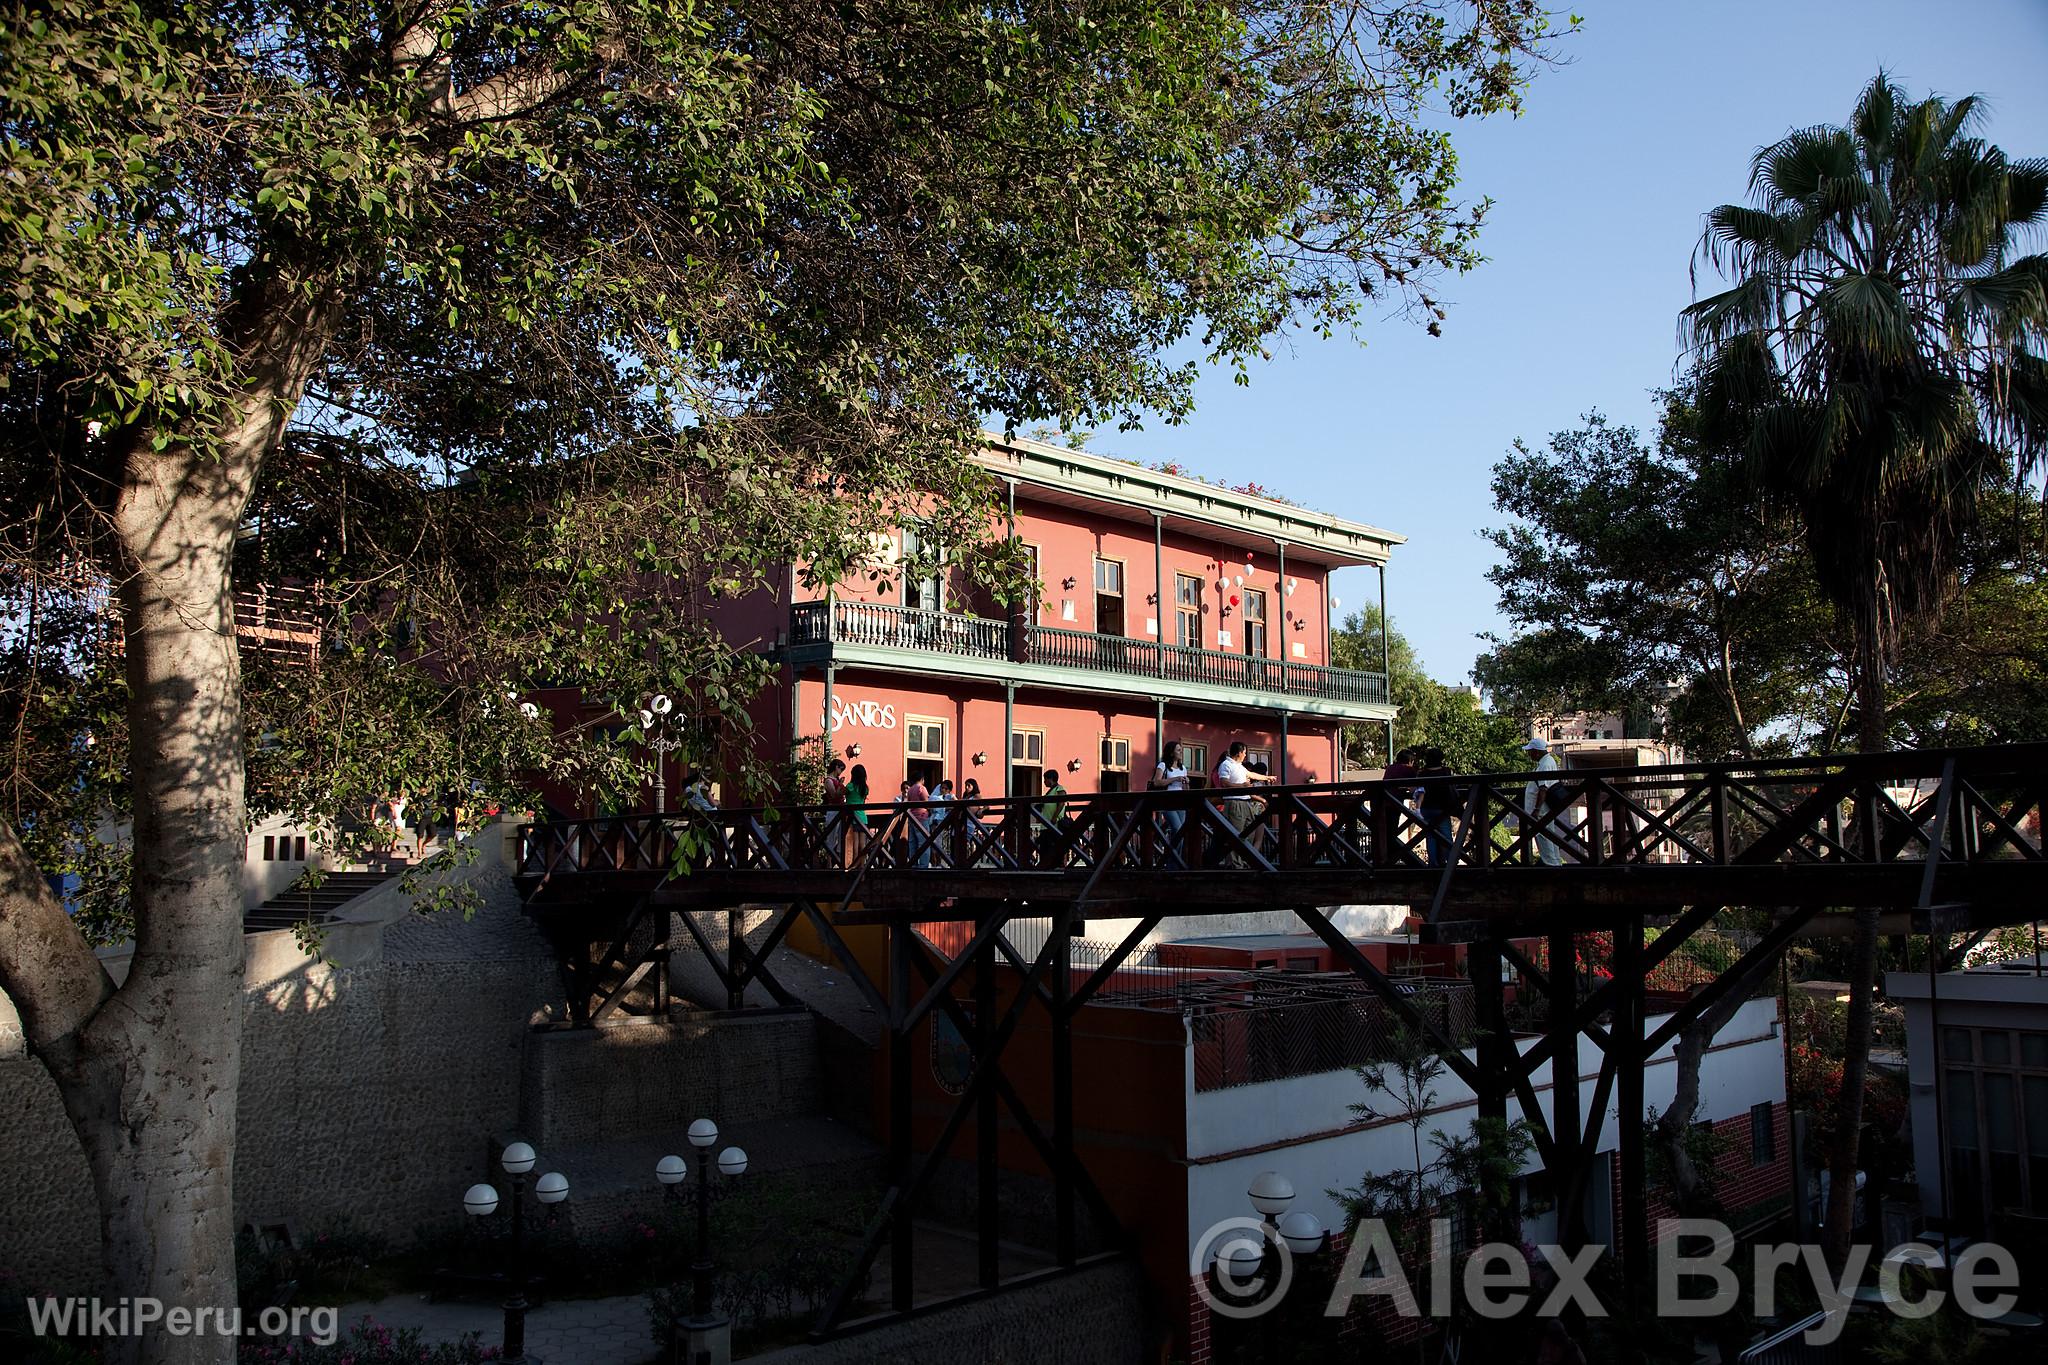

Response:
(1331, 606), (1525, 770)
(1477, 394), (2048, 760)
(1332, 1024), (1536, 1255)
(0, 0), (1572, 918)
(1682, 72), (2048, 749)
(1478, 390), (1841, 758)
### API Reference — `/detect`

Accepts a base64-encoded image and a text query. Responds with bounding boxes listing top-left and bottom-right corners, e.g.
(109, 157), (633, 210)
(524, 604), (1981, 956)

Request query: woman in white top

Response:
(1151, 740), (1190, 866)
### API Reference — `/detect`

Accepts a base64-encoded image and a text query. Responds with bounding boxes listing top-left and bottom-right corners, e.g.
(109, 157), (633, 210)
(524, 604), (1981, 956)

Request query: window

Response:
(905, 715), (946, 786)
(1242, 589), (1268, 657)
(1100, 735), (1132, 793)
(1010, 729), (1045, 796)
(1244, 746), (1273, 777)
(1174, 573), (1203, 648)
(1181, 742), (1208, 781)
(1941, 1026), (2048, 1228)
(1285, 955), (1318, 972)
(1018, 542), (1041, 618)
(1751, 1103), (1776, 1164)
(1094, 558), (1125, 636)
(900, 527), (941, 612)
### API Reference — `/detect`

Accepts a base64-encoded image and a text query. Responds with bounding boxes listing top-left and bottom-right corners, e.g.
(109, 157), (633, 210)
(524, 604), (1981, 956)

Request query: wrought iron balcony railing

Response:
(790, 598), (1387, 705)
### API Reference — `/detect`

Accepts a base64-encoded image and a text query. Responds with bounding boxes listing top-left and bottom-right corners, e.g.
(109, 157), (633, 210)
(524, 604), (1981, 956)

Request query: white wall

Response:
(242, 813), (328, 908)
(1182, 996), (1784, 1258)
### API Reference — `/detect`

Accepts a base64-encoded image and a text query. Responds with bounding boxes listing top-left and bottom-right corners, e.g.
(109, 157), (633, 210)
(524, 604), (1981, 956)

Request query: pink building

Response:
(748, 434), (1402, 800)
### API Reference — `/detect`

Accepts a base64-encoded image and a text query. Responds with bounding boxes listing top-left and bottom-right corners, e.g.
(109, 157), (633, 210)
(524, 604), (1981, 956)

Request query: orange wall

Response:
(792, 671), (1341, 798)
(730, 491), (1344, 665)
(1007, 494), (1334, 665)
(892, 954), (1192, 1345)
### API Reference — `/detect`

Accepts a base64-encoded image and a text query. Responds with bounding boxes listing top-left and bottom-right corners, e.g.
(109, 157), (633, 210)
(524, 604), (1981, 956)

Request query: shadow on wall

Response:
(0, 843), (556, 1294)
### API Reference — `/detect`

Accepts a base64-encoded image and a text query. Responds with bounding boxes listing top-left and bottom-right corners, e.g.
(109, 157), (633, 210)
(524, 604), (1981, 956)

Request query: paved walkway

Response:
(332, 1292), (655, 1365)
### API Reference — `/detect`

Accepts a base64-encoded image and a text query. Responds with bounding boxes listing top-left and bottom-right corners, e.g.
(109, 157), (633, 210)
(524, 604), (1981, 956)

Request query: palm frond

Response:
(1988, 348), (2048, 479)
(2004, 157), (2048, 230)
(1852, 72), (1901, 169)
(1681, 275), (1777, 352)
(1752, 127), (1859, 208)
(1816, 274), (1912, 361)
(1948, 256), (2048, 341)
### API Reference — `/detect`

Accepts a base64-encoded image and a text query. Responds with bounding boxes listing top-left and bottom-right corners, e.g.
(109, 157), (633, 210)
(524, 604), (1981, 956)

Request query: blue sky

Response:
(1083, 0), (2048, 683)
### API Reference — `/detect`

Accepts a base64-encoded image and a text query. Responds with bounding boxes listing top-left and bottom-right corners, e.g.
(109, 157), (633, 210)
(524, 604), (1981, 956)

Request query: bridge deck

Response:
(518, 742), (2046, 927)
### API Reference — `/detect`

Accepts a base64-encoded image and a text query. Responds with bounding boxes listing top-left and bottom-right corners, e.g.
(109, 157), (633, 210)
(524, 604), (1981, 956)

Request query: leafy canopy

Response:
(1, 1), (1571, 926)
(1681, 72), (2048, 740)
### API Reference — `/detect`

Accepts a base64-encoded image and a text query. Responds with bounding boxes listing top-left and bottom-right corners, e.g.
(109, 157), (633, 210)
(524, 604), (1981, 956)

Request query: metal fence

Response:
(927, 930), (1478, 1091)
(1189, 980), (1475, 1092)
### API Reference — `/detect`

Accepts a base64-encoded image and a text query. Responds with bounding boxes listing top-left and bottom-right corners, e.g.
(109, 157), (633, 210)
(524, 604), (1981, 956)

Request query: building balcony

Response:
(789, 599), (1389, 712)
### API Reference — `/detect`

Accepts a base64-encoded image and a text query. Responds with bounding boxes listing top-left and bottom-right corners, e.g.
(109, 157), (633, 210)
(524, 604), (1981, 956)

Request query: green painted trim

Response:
(798, 642), (1396, 722)
(976, 436), (1403, 565)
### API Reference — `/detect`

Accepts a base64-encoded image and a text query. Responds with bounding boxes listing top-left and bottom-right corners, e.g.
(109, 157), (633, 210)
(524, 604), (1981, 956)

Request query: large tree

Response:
(1477, 391), (1843, 759)
(1682, 73), (2046, 1261)
(0, 2), (1568, 1357)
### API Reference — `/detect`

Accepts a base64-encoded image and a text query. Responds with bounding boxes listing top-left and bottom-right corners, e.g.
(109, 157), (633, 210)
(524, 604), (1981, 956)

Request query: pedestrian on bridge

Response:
(1417, 747), (1457, 866)
(1520, 736), (1565, 867)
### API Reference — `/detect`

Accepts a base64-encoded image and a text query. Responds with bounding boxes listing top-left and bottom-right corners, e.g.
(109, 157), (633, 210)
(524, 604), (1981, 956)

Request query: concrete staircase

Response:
(243, 868), (398, 933)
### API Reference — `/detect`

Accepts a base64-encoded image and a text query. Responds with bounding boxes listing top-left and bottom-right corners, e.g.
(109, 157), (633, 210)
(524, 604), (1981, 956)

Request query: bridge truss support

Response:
(509, 743), (2044, 1338)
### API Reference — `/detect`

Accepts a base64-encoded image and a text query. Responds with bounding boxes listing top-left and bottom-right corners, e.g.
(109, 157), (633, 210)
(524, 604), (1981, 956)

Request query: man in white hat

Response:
(1520, 735), (1564, 866)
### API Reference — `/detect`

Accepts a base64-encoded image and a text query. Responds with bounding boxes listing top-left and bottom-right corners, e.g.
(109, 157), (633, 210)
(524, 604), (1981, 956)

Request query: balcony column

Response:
(788, 661), (802, 754)
(1153, 513), (1165, 678)
(1007, 481), (1028, 665)
(1378, 560), (1393, 759)
(1003, 682), (1015, 797)
(1278, 711), (1289, 783)
(1275, 539), (1287, 670)
(822, 665), (835, 756)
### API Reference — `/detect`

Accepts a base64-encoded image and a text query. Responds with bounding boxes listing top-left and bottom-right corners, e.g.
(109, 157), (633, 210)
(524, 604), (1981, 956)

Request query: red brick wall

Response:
(1610, 1101), (1793, 1262)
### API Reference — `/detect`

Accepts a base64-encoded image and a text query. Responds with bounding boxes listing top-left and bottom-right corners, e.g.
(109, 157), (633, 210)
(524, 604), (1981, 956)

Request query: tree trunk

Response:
(1821, 627), (1891, 1264)
(1652, 928), (1782, 1219)
(0, 261), (342, 1363)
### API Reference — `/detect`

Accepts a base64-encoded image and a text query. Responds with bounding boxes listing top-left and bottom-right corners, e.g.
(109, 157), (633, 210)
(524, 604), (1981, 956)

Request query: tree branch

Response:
(0, 817), (115, 1055)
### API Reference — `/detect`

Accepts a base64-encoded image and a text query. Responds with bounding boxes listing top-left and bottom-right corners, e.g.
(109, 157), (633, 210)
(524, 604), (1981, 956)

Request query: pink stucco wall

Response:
(792, 671), (1340, 799)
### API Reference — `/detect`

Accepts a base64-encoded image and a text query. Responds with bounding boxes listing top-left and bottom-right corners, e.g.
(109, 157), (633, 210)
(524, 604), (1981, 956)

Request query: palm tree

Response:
(1683, 74), (2046, 1261)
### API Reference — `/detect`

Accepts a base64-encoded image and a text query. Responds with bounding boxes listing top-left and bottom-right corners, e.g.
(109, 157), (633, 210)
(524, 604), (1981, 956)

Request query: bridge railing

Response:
(515, 743), (2046, 884)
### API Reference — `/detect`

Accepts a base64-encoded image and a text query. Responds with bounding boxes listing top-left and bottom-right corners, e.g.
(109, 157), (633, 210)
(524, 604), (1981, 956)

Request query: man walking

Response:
(1519, 736), (1564, 866)
(1213, 741), (1275, 866)
(1036, 769), (1071, 868)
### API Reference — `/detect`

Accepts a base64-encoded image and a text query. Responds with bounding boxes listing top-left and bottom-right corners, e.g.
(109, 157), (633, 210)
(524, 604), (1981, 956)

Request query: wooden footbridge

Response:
(514, 743), (2047, 1337)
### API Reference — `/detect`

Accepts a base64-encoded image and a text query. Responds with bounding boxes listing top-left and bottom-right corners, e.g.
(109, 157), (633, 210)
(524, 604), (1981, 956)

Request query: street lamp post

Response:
(639, 693), (683, 813)
(1207, 1171), (1333, 1362)
(655, 1118), (749, 1365)
(464, 1142), (569, 1365)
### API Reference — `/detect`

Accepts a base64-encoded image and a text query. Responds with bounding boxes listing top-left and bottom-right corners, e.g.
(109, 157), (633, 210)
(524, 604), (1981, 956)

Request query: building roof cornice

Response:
(975, 433), (1403, 567)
